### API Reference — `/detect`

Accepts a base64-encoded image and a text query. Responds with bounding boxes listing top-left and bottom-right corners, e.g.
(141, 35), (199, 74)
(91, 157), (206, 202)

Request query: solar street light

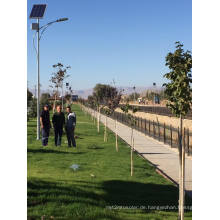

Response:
(56, 18), (68, 22)
(30, 4), (68, 140)
(29, 4), (47, 19)
(31, 23), (39, 30)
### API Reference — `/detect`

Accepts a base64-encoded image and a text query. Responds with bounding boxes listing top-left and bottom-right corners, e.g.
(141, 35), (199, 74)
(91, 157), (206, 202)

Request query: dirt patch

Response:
(115, 108), (192, 132)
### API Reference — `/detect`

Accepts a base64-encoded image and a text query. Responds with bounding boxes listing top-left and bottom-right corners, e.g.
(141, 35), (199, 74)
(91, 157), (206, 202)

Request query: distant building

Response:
(72, 95), (78, 101)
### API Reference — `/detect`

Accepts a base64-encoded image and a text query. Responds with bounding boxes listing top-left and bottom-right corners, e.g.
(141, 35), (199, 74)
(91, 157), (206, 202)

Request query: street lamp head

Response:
(56, 18), (68, 22)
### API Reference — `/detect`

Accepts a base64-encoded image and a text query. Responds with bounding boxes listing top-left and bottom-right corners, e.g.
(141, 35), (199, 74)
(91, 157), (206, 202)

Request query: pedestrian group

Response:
(40, 104), (76, 147)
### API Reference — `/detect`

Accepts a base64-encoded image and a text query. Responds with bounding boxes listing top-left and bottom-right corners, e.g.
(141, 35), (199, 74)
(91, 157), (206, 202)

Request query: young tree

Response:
(121, 103), (138, 176)
(87, 95), (97, 124)
(93, 83), (122, 149)
(101, 106), (111, 142)
(93, 84), (112, 134)
(92, 92), (101, 133)
(50, 63), (70, 111)
(163, 41), (192, 220)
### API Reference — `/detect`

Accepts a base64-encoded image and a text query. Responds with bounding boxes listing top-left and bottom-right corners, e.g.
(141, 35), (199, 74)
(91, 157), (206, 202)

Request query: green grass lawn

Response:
(27, 104), (192, 220)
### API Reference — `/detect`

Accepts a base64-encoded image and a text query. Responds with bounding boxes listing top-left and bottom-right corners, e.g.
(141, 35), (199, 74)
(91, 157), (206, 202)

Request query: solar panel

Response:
(29, 4), (47, 19)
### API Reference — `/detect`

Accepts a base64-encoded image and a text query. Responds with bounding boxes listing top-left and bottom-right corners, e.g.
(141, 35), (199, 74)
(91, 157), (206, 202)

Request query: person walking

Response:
(65, 106), (76, 147)
(52, 105), (65, 146)
(40, 104), (51, 146)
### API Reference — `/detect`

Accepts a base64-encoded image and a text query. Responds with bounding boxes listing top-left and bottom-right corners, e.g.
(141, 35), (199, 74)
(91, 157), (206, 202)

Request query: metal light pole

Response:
(30, 4), (68, 140)
(36, 19), (68, 139)
(62, 82), (64, 111)
(36, 18), (40, 139)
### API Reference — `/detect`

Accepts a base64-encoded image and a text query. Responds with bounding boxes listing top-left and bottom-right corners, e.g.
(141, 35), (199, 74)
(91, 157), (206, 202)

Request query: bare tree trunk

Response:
(115, 119), (118, 152)
(106, 116), (108, 142)
(93, 109), (96, 125)
(90, 108), (93, 120)
(131, 127), (133, 147)
(97, 106), (98, 132)
(131, 135), (134, 176)
(97, 106), (100, 133)
(178, 115), (183, 220)
(181, 120), (185, 220)
(104, 115), (107, 142)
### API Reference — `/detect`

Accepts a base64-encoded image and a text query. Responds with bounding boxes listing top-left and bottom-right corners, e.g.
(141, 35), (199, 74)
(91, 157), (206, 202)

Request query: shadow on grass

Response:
(103, 180), (177, 206)
(28, 179), (121, 220)
(75, 136), (84, 139)
(27, 148), (86, 155)
(27, 179), (192, 219)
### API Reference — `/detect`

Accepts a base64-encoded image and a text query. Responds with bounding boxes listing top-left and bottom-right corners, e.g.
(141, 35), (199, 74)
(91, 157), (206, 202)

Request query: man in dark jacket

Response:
(65, 106), (76, 147)
(40, 104), (51, 146)
(52, 105), (65, 146)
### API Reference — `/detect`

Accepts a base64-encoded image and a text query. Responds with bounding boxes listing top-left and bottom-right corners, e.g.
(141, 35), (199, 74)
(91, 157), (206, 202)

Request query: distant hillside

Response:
(75, 86), (163, 99)
(74, 89), (93, 99)
(29, 86), (163, 99)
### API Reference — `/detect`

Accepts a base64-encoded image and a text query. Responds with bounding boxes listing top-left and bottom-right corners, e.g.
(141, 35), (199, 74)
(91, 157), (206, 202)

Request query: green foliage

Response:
(64, 94), (72, 103)
(93, 84), (109, 104)
(27, 89), (33, 107)
(120, 104), (138, 126)
(40, 93), (50, 109)
(121, 104), (138, 114)
(27, 89), (37, 121)
(101, 106), (112, 116)
(55, 101), (62, 107)
(132, 106), (139, 114)
(27, 97), (37, 119)
(87, 95), (96, 108)
(163, 42), (192, 117)
(120, 103), (130, 114)
(91, 83), (122, 112)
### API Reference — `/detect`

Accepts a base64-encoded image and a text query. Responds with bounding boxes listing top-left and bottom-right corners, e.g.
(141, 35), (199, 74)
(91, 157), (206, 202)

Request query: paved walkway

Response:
(85, 107), (192, 196)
